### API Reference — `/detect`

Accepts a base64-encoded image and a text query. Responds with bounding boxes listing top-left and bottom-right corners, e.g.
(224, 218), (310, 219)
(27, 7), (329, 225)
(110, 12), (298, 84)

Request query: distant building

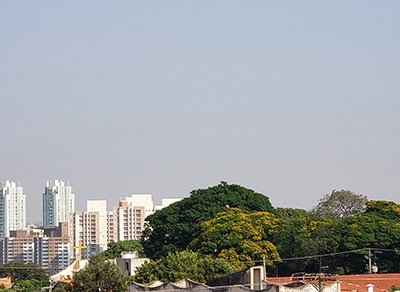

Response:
(0, 223), (70, 275)
(115, 197), (147, 241)
(69, 195), (181, 259)
(125, 194), (154, 218)
(43, 179), (75, 227)
(154, 198), (181, 211)
(36, 223), (70, 273)
(0, 180), (26, 237)
(70, 200), (117, 259)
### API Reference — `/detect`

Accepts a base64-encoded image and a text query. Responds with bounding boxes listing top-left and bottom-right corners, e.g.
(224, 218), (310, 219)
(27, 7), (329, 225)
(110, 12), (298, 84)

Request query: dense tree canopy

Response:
(142, 182), (274, 259)
(189, 208), (281, 270)
(312, 190), (367, 218)
(72, 256), (129, 292)
(0, 262), (49, 291)
(332, 201), (400, 274)
(365, 200), (400, 219)
(100, 240), (144, 259)
(0, 262), (49, 285)
(272, 200), (400, 276)
(272, 208), (339, 275)
(134, 250), (235, 284)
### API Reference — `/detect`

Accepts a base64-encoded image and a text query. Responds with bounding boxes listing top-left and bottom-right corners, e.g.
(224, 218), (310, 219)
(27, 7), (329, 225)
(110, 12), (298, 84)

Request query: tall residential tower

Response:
(0, 180), (26, 237)
(43, 180), (75, 227)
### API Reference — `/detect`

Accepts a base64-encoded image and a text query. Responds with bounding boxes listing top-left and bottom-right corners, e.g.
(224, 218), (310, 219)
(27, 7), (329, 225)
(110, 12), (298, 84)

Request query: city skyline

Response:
(0, 178), (182, 225)
(1, 1), (399, 223)
(0, 181), (179, 271)
(1, 176), (399, 224)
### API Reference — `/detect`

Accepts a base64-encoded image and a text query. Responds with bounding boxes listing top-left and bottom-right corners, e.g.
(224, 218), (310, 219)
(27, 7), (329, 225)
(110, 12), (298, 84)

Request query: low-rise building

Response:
(116, 252), (149, 276)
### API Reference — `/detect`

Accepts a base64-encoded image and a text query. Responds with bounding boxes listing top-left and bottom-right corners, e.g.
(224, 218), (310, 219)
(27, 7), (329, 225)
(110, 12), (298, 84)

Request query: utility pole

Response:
(319, 256), (322, 273)
(368, 248), (372, 274)
(263, 254), (266, 281)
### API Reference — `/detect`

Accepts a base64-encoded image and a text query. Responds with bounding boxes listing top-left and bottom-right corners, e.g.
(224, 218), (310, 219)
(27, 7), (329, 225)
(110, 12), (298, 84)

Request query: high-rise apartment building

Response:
(43, 179), (75, 227)
(0, 180), (26, 237)
(124, 194), (154, 218)
(0, 224), (70, 275)
(70, 200), (117, 259)
(69, 195), (181, 259)
(35, 223), (71, 274)
(114, 199), (146, 241)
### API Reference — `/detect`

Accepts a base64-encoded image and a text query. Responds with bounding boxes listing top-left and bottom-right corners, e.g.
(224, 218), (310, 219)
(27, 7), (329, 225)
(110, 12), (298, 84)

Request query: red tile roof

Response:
(339, 274), (400, 292)
(266, 274), (400, 292)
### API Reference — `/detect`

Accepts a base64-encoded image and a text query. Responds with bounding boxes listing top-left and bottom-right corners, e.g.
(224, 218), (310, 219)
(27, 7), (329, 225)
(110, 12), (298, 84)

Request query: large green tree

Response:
(332, 200), (400, 274)
(100, 240), (144, 259)
(142, 182), (274, 259)
(0, 262), (49, 288)
(272, 208), (339, 275)
(13, 279), (44, 291)
(272, 201), (400, 276)
(189, 208), (281, 270)
(312, 189), (367, 218)
(72, 256), (129, 292)
(134, 250), (235, 284)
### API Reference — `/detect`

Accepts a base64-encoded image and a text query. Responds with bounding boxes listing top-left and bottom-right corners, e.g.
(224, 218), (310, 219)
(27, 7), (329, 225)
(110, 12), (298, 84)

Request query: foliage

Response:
(142, 182), (274, 259)
(312, 190), (367, 218)
(274, 201), (400, 275)
(365, 200), (400, 219)
(0, 262), (49, 284)
(100, 240), (144, 259)
(134, 250), (236, 284)
(275, 207), (311, 218)
(272, 208), (339, 275)
(333, 206), (400, 274)
(189, 208), (281, 269)
(13, 279), (43, 291)
(72, 256), (129, 292)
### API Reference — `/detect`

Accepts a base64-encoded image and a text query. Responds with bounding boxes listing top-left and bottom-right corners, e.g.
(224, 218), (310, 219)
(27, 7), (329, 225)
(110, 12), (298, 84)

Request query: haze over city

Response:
(1, 1), (399, 223)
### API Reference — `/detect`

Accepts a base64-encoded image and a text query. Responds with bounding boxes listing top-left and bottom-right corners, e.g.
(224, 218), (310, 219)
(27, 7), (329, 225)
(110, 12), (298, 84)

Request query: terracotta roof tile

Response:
(266, 274), (400, 292)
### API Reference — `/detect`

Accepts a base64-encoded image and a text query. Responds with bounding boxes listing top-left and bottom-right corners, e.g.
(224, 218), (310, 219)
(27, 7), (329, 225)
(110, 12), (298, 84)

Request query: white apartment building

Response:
(43, 179), (75, 227)
(154, 198), (181, 211)
(70, 200), (117, 259)
(115, 199), (146, 241)
(115, 195), (181, 241)
(0, 180), (26, 237)
(125, 194), (154, 218)
(69, 195), (181, 259)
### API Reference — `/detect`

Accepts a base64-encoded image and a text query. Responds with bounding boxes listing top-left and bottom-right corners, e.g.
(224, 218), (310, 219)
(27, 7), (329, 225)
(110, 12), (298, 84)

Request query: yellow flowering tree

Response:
(189, 208), (281, 270)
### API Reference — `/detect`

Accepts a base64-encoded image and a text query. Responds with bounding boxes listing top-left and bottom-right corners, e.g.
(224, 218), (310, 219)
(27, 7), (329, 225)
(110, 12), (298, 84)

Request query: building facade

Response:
(43, 179), (75, 227)
(0, 224), (70, 275)
(124, 194), (154, 218)
(69, 195), (181, 259)
(70, 200), (117, 259)
(35, 223), (70, 274)
(0, 180), (26, 237)
(115, 200), (146, 241)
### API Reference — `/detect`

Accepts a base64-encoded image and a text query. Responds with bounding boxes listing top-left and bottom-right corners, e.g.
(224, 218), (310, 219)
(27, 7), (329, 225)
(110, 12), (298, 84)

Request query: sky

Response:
(1, 1), (399, 223)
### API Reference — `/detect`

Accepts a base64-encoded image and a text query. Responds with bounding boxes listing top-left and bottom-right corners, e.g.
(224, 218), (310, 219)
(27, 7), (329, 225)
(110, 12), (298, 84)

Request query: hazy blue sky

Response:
(1, 1), (399, 222)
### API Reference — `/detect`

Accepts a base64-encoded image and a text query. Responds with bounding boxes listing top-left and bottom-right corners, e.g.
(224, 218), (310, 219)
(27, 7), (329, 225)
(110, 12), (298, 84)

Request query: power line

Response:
(251, 247), (399, 264)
